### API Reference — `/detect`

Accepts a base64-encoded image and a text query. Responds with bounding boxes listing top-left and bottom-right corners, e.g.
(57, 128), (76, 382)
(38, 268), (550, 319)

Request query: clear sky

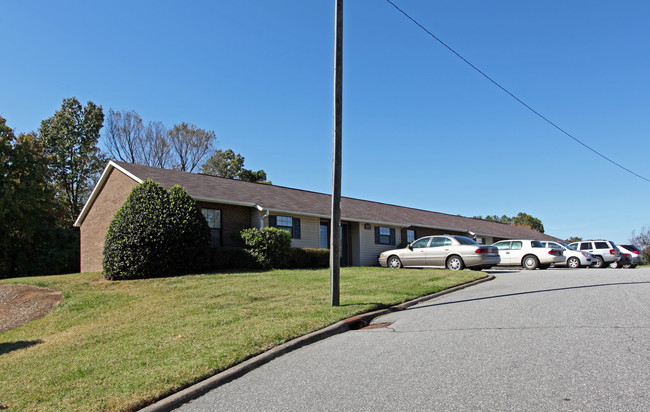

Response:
(2, 0), (649, 245)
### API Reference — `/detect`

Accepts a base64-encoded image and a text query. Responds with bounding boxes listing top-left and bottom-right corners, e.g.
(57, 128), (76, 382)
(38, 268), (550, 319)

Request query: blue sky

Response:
(2, 0), (649, 245)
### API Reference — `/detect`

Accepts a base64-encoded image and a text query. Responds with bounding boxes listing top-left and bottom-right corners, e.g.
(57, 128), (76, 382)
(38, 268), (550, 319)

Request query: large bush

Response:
(240, 227), (291, 269)
(287, 248), (330, 269)
(103, 180), (210, 280)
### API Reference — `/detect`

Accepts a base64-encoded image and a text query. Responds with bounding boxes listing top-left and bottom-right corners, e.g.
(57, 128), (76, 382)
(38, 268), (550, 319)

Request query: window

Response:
(430, 237), (451, 247)
(512, 241), (523, 250)
(495, 242), (510, 250)
(269, 215), (301, 239)
(531, 241), (544, 248)
(375, 226), (395, 245)
(406, 229), (415, 243)
(320, 222), (329, 249)
(411, 237), (430, 248)
(201, 208), (221, 248)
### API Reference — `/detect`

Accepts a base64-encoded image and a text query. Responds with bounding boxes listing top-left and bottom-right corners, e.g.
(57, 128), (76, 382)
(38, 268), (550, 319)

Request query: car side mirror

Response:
(408, 244), (413, 251)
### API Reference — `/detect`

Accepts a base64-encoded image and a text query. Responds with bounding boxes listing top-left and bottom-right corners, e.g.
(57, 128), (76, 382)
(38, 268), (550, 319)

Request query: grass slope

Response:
(0, 267), (485, 411)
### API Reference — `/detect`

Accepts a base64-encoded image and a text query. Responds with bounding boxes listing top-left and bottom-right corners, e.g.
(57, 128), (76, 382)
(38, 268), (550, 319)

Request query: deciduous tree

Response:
(168, 122), (216, 172)
(0, 117), (60, 277)
(201, 149), (270, 183)
(38, 97), (105, 225)
(473, 212), (545, 233)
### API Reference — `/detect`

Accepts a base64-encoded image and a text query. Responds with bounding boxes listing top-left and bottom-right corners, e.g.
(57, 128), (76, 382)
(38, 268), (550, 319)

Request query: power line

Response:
(385, 0), (650, 184)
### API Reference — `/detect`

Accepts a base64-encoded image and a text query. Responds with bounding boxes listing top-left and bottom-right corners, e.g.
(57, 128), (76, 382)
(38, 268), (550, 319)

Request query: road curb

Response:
(140, 274), (495, 411)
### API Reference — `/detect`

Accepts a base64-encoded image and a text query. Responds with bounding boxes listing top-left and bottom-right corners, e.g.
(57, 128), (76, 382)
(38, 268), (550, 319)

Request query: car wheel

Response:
(446, 255), (465, 271)
(523, 255), (539, 270)
(567, 257), (580, 269)
(387, 256), (402, 269)
(592, 256), (605, 268)
(609, 260), (620, 269)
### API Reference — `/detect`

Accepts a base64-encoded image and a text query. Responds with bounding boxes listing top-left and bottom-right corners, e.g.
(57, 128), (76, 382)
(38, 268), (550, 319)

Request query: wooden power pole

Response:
(330, 0), (343, 306)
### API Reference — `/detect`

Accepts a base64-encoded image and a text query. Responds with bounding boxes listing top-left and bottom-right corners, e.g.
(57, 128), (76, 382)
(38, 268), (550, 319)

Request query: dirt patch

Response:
(0, 285), (63, 333)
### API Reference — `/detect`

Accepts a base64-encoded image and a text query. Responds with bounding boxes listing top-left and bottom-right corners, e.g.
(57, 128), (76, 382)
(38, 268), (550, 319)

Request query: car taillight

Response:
(609, 249), (616, 255)
(581, 252), (590, 258)
(475, 248), (490, 254)
(631, 250), (640, 255)
(549, 250), (561, 256)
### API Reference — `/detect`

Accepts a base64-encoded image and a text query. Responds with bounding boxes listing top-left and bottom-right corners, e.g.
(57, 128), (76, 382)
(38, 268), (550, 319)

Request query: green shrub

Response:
(240, 227), (291, 269)
(102, 180), (210, 280)
(287, 248), (330, 268)
(208, 247), (259, 270)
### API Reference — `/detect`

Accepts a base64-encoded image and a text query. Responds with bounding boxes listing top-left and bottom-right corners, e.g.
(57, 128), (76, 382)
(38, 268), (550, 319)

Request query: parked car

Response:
(567, 240), (619, 268)
(610, 250), (632, 269)
(491, 239), (565, 270)
(378, 235), (500, 270)
(539, 241), (593, 268)
(618, 244), (643, 268)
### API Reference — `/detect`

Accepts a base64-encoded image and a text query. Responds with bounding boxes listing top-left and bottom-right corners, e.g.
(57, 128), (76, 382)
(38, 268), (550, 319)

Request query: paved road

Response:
(178, 267), (650, 411)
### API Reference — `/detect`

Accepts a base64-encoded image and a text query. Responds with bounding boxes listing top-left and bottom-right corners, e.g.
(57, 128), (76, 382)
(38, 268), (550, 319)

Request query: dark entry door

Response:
(320, 222), (349, 266)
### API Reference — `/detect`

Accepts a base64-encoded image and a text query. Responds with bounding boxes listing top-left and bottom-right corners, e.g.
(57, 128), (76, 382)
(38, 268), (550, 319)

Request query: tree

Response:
(565, 236), (582, 243)
(473, 212), (545, 233)
(38, 97), (105, 225)
(103, 109), (171, 169)
(511, 212), (544, 233)
(142, 120), (170, 168)
(201, 149), (270, 183)
(0, 117), (60, 277)
(168, 122), (216, 172)
(103, 109), (144, 163)
(629, 226), (650, 263)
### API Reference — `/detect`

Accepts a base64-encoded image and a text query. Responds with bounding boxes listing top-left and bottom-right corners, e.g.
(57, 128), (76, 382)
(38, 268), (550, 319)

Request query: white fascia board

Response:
(74, 161), (142, 227)
(192, 196), (258, 209)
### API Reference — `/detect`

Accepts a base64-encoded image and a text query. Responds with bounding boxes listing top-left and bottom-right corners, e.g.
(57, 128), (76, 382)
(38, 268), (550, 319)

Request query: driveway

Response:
(178, 267), (650, 411)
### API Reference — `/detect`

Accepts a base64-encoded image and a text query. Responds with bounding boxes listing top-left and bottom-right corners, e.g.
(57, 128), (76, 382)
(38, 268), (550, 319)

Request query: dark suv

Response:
(568, 240), (619, 268)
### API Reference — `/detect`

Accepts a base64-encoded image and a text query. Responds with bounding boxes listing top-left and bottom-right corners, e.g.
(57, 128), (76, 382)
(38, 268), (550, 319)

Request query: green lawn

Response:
(0, 267), (486, 411)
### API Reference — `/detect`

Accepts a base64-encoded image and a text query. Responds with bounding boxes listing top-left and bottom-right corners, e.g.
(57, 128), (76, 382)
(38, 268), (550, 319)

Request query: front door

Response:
(508, 241), (524, 265)
(426, 236), (452, 266)
(402, 237), (430, 266)
(320, 222), (349, 266)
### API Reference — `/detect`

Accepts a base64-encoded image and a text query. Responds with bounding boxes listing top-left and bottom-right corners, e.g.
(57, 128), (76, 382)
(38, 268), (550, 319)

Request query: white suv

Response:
(568, 240), (619, 268)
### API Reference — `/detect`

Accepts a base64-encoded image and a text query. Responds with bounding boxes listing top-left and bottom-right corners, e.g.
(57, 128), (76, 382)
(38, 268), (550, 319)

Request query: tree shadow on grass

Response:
(0, 340), (43, 355)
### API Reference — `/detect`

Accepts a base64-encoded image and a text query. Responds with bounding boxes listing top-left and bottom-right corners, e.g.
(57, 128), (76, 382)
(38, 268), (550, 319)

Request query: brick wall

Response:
(196, 201), (253, 247)
(79, 169), (137, 272)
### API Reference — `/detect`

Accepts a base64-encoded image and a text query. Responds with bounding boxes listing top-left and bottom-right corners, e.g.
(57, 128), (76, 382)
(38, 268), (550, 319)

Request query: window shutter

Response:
(268, 215), (277, 227)
(390, 228), (396, 245)
(375, 226), (380, 244)
(293, 218), (301, 239)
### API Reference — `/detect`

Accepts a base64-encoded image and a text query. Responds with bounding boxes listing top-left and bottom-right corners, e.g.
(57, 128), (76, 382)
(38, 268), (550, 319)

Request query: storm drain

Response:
(360, 322), (393, 330)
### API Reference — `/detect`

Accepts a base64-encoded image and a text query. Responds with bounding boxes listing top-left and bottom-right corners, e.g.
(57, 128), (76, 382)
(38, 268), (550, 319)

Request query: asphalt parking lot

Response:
(176, 267), (650, 411)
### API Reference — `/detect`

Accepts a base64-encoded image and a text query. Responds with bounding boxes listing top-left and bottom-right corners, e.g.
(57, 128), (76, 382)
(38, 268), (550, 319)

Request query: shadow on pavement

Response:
(408, 281), (650, 311)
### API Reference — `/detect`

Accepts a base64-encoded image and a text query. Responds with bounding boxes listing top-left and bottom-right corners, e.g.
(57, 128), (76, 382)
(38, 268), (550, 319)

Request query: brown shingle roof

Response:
(97, 161), (561, 241)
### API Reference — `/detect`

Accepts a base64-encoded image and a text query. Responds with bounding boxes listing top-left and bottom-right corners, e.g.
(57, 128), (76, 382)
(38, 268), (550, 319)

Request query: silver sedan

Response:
(379, 235), (500, 270)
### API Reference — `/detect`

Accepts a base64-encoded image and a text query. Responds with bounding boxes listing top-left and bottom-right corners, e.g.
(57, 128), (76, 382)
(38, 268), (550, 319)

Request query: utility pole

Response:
(330, 0), (343, 306)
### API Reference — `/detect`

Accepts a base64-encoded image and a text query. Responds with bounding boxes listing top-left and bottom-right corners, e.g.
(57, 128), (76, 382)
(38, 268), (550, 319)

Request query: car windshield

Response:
(531, 241), (544, 248)
(453, 236), (479, 245)
(557, 241), (575, 250)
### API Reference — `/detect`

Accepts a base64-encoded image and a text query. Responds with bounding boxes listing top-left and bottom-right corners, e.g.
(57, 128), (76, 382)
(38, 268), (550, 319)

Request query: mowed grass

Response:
(0, 267), (486, 411)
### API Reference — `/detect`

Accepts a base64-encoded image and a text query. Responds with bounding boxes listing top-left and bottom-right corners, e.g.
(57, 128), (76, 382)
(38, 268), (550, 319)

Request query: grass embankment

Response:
(0, 267), (485, 411)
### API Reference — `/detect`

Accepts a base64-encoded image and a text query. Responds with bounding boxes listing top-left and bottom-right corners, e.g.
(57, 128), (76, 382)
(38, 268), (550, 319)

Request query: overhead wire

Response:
(384, 0), (650, 184)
